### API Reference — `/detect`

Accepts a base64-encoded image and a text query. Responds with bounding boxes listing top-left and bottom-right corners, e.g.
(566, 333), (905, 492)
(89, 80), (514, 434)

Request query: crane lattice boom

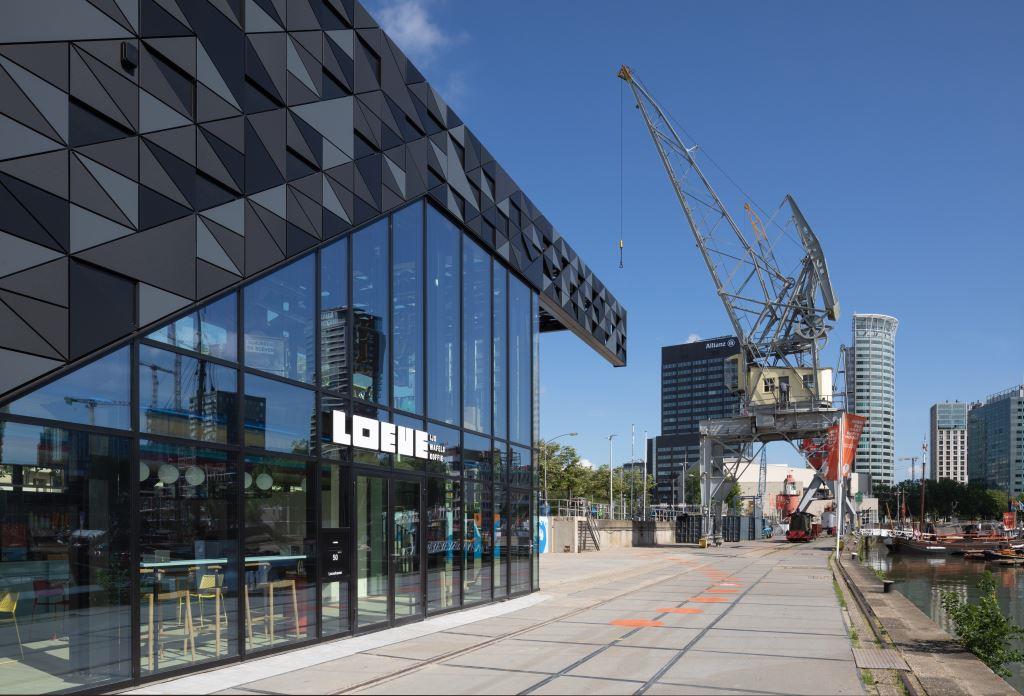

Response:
(618, 66), (839, 382)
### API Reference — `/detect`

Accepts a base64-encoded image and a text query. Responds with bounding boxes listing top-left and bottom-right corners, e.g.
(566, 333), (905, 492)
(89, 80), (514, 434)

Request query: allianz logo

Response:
(331, 410), (446, 462)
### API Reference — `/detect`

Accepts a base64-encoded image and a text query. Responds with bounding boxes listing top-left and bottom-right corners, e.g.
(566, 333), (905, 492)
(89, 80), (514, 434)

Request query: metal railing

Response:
(547, 498), (701, 522)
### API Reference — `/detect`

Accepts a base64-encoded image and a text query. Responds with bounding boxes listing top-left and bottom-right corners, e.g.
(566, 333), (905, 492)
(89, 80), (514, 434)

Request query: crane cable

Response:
(618, 77), (624, 268)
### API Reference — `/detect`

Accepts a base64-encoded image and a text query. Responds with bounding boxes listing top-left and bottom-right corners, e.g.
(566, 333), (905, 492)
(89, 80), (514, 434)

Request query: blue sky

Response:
(368, 1), (1024, 480)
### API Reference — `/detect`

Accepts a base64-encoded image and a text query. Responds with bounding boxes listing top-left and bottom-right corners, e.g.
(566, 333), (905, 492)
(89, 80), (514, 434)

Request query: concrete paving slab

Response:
(529, 675), (646, 694)
(445, 638), (598, 674)
(352, 663), (546, 694)
(710, 613), (846, 636)
(568, 645), (675, 682)
(233, 654), (421, 694)
(616, 626), (702, 650)
(694, 627), (857, 661)
(516, 621), (633, 645)
(367, 631), (491, 660)
(656, 649), (864, 695)
(448, 616), (540, 637)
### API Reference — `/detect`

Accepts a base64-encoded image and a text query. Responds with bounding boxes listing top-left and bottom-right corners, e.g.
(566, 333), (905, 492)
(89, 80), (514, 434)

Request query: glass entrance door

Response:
(356, 475), (388, 628)
(391, 479), (422, 622)
(355, 475), (423, 629)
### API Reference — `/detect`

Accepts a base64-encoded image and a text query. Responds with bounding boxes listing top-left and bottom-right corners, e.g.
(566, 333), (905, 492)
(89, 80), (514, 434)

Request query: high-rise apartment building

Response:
(930, 402), (968, 483)
(650, 337), (741, 504)
(847, 314), (898, 486)
(968, 385), (1024, 494)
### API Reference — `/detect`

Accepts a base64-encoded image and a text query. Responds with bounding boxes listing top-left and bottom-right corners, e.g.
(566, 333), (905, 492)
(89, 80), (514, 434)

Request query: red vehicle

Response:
(786, 512), (819, 543)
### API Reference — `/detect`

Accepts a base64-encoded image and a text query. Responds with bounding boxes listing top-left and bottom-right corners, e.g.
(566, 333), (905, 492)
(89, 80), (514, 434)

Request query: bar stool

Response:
(191, 570), (226, 657)
(143, 589), (197, 671)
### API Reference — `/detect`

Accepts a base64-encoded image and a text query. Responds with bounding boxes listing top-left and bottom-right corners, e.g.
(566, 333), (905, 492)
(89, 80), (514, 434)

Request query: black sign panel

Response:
(320, 528), (348, 580)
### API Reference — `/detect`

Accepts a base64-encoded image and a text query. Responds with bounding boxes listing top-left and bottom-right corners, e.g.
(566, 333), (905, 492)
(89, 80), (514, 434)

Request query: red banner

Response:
(823, 413), (867, 481)
(1004, 512), (1017, 530)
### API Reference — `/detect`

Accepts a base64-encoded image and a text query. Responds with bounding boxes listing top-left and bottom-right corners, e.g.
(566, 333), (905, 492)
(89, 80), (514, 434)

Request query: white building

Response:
(847, 314), (898, 487)
(930, 402), (968, 483)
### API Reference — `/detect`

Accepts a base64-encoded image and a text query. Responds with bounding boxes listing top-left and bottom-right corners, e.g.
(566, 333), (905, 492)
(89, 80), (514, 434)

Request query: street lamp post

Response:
(607, 434), (618, 519)
(542, 432), (578, 508)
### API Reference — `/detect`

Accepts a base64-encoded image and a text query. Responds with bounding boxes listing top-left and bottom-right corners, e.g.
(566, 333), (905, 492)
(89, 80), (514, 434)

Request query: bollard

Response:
(882, 579), (894, 593)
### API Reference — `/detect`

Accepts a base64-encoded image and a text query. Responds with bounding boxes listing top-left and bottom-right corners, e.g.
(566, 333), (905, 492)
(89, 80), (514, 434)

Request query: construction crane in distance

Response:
(617, 64), (851, 541)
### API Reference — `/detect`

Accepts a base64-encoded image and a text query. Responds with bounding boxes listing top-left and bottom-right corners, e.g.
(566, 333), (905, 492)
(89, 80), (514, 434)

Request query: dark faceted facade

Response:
(0, 0), (626, 405)
(650, 337), (739, 504)
(0, 2), (625, 693)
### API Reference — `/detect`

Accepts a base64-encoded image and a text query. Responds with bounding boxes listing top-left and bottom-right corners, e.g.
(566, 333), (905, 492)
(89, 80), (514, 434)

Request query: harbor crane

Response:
(618, 65), (852, 540)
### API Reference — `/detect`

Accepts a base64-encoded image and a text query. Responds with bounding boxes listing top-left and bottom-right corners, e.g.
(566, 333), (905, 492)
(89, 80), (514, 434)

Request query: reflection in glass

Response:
(147, 293), (237, 362)
(463, 434), (492, 482)
(509, 277), (531, 445)
(427, 422), (460, 477)
(356, 476), (387, 628)
(533, 490), (540, 590)
(1, 348), (130, 430)
(494, 444), (508, 487)
(426, 206), (460, 424)
(319, 393), (349, 461)
(510, 491), (531, 594)
(138, 441), (238, 673)
(321, 464), (349, 637)
(393, 414), (425, 472)
(0, 422), (131, 694)
(242, 375), (314, 455)
(532, 293), (539, 447)
(494, 484), (507, 598)
(138, 345), (237, 444)
(463, 239), (491, 433)
(244, 255), (314, 383)
(426, 478), (460, 613)
(320, 237), (349, 396)
(492, 263), (507, 440)
(243, 456), (315, 651)
(393, 479), (421, 620)
(352, 220), (388, 405)
(511, 445), (531, 489)
(463, 480), (492, 605)
(351, 402), (390, 467)
(392, 203), (423, 415)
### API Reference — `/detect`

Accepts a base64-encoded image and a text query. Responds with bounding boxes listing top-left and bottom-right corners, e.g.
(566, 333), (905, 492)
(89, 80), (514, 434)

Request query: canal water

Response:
(865, 539), (1024, 692)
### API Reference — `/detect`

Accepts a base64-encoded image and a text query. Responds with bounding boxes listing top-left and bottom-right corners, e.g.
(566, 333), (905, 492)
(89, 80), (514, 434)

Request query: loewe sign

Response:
(331, 411), (446, 462)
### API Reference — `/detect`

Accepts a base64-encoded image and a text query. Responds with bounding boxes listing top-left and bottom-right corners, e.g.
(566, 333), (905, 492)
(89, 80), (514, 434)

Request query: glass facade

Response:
(0, 199), (539, 693)
(847, 314), (898, 487)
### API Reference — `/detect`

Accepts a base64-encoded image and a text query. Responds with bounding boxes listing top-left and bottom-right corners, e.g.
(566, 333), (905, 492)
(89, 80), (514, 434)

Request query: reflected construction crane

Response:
(618, 65), (850, 540)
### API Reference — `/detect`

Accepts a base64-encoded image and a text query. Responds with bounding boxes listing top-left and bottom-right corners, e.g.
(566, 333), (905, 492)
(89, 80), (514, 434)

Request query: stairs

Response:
(577, 517), (601, 552)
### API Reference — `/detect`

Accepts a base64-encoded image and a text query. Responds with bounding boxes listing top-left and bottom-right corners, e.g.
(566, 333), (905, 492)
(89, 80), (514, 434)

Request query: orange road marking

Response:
(690, 596), (730, 603)
(611, 619), (665, 627)
(657, 607), (704, 614)
(706, 588), (738, 594)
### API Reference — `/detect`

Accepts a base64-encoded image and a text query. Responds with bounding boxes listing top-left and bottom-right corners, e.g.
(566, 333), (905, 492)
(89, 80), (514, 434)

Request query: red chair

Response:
(30, 579), (70, 635)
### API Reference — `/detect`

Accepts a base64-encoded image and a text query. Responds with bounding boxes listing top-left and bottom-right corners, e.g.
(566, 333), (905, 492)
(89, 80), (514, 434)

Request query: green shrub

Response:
(941, 571), (1024, 677)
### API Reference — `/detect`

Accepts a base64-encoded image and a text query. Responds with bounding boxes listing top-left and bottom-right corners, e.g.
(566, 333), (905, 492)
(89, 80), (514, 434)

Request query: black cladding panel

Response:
(69, 260), (135, 359)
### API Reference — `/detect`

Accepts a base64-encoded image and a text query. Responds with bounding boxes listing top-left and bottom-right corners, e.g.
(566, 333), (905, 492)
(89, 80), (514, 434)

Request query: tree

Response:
(685, 467), (701, 505)
(724, 480), (742, 510)
(941, 571), (1024, 677)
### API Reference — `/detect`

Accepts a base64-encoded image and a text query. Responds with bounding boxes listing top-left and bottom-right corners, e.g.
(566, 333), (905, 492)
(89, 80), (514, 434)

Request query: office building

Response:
(0, 2), (627, 692)
(967, 386), (1024, 493)
(930, 402), (968, 483)
(650, 337), (741, 504)
(847, 314), (898, 486)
